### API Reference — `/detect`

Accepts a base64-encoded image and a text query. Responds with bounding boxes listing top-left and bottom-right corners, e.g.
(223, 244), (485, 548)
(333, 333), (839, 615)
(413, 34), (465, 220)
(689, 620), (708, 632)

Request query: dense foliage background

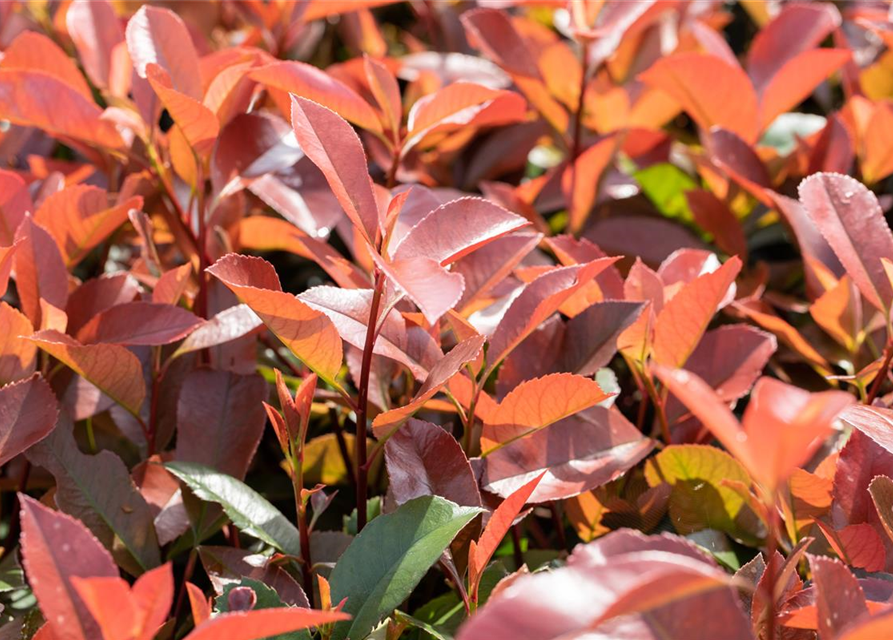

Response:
(5, 1), (893, 639)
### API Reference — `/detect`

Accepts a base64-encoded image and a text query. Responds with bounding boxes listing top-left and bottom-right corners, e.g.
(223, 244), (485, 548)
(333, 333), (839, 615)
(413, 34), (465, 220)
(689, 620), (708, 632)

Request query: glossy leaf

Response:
(290, 96), (381, 243)
(166, 461), (302, 557)
(482, 407), (655, 502)
(385, 418), (482, 508)
(652, 256), (741, 368)
(799, 172), (893, 312)
(329, 496), (482, 640)
(0, 70), (124, 149)
(125, 5), (202, 99)
(468, 473), (543, 600)
(639, 53), (759, 142)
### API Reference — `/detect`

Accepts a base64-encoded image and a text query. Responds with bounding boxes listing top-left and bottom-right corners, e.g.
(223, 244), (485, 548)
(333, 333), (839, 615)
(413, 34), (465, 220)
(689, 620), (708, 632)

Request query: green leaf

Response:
(165, 462), (302, 556)
(329, 496), (482, 640)
(644, 444), (761, 545)
(634, 163), (698, 222)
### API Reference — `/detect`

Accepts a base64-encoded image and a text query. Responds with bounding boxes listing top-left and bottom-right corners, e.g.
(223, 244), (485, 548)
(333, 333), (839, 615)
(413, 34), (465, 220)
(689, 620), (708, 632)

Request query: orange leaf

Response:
(0, 31), (93, 100)
(207, 254), (343, 388)
(0, 69), (124, 149)
(185, 609), (350, 640)
(33, 185), (142, 266)
(147, 65), (219, 158)
(468, 473), (544, 601)
(480, 373), (610, 454)
(639, 53), (759, 142)
(652, 256), (741, 368)
(27, 330), (146, 415)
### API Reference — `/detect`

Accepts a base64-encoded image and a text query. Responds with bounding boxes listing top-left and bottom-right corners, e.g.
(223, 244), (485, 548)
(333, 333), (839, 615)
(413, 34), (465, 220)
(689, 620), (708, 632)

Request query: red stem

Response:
(355, 271), (385, 532)
(867, 337), (893, 404)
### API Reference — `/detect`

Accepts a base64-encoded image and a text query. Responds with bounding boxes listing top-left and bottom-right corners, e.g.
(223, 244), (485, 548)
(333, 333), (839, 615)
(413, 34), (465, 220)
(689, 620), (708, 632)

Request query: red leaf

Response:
(125, 5), (202, 99)
(251, 61), (382, 133)
(746, 3), (841, 93)
(486, 258), (620, 375)
(685, 189), (748, 258)
(290, 96), (381, 244)
(457, 529), (744, 640)
(815, 521), (886, 573)
(482, 406), (654, 502)
(758, 49), (851, 130)
(364, 56), (401, 137)
(27, 330), (146, 415)
(808, 554), (868, 640)
(373, 255), (464, 325)
(66, 274), (140, 336)
(14, 217), (70, 330)
(299, 285), (438, 379)
(799, 172), (893, 312)
(638, 53), (759, 143)
(207, 254), (343, 387)
(175, 370), (267, 480)
(372, 335), (485, 439)
(468, 473), (543, 600)
(184, 608), (349, 640)
(385, 418), (482, 508)
(0, 31), (92, 100)
(73, 563), (173, 640)
(0, 374), (58, 466)
(0, 70), (124, 149)
(654, 368), (853, 490)
(403, 82), (527, 152)
(65, 0), (124, 90)
(665, 325), (776, 423)
(19, 493), (118, 640)
(0, 170), (32, 245)
(652, 256), (741, 368)
(460, 8), (569, 134)
(392, 197), (528, 265)
(0, 301), (37, 385)
(76, 302), (201, 346)
(173, 305), (263, 359)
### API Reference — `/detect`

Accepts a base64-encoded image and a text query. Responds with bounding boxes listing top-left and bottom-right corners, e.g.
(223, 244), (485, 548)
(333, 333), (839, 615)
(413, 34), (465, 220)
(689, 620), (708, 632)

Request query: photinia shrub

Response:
(4, 1), (893, 638)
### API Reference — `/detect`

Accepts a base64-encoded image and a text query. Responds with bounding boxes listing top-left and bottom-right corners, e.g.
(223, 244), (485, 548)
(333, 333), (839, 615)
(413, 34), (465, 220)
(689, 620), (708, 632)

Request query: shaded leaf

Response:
(77, 302), (201, 346)
(0, 374), (58, 466)
(175, 370), (266, 480)
(27, 421), (161, 573)
(385, 418), (482, 508)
